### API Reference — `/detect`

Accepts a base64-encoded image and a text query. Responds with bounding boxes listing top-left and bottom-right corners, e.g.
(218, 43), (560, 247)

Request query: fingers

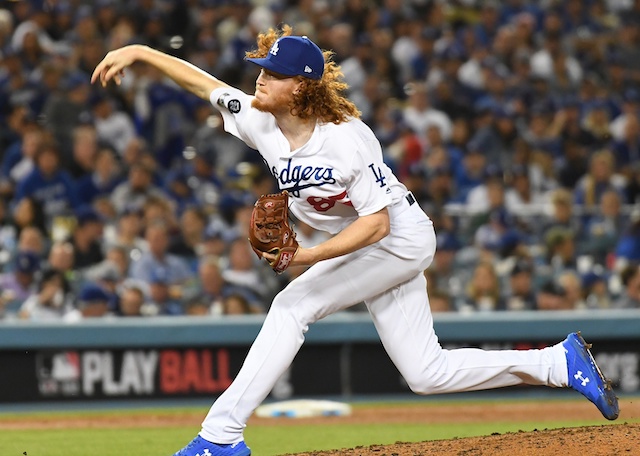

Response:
(91, 63), (113, 87)
(262, 251), (278, 264)
(91, 58), (126, 87)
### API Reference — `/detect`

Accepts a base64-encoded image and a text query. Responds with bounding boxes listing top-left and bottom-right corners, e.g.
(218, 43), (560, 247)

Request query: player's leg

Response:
(365, 271), (569, 394)
(199, 205), (436, 444)
(365, 271), (618, 419)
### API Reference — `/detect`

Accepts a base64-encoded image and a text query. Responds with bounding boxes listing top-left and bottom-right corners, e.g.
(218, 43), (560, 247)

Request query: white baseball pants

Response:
(200, 197), (569, 444)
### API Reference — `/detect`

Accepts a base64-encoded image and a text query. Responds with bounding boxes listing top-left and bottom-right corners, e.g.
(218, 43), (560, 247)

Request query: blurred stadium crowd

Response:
(0, 0), (639, 321)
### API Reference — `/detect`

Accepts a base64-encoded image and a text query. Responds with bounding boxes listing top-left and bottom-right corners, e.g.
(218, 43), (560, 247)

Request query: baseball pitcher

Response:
(92, 25), (618, 456)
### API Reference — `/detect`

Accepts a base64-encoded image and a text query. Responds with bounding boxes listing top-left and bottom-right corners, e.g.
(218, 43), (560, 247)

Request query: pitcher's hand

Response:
(91, 45), (142, 87)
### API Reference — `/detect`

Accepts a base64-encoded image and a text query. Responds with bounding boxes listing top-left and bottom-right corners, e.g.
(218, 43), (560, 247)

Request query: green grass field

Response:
(0, 398), (635, 456)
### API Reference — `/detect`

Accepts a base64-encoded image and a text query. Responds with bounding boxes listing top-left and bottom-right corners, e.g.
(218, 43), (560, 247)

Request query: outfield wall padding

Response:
(0, 310), (638, 402)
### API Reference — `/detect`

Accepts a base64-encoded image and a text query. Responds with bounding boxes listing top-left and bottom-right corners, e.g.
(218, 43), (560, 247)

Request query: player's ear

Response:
(292, 76), (305, 92)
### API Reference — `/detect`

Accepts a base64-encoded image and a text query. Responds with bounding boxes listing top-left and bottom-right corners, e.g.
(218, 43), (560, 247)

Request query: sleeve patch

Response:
(217, 92), (241, 113)
(228, 99), (241, 113)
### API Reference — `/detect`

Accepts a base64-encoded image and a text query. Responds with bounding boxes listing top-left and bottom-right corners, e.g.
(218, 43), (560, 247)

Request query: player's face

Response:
(252, 69), (300, 114)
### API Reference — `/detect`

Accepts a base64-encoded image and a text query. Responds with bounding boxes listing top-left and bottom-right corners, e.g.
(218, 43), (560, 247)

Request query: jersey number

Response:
(307, 191), (352, 212)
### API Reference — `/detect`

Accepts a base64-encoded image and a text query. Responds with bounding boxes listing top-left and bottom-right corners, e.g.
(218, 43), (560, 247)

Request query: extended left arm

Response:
(277, 207), (390, 267)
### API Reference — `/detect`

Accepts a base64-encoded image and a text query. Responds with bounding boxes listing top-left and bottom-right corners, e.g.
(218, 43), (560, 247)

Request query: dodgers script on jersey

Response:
(210, 87), (408, 234)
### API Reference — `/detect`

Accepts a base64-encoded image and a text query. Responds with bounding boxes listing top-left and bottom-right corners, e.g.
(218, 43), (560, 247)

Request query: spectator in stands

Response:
(429, 226), (463, 297)
(169, 205), (208, 271)
(75, 145), (122, 206)
(0, 250), (40, 317)
(163, 168), (199, 216)
(193, 255), (228, 315)
(0, 121), (42, 199)
(67, 205), (105, 270)
(552, 95), (595, 149)
(503, 258), (537, 311)
(222, 238), (265, 310)
(453, 140), (487, 203)
(46, 241), (76, 285)
(505, 165), (545, 216)
(221, 291), (256, 315)
(66, 282), (113, 321)
(129, 219), (194, 294)
(0, 8), (12, 53)
(0, 197), (13, 267)
(10, 195), (47, 239)
(614, 213), (640, 269)
(146, 265), (186, 316)
(0, 99), (31, 154)
(110, 162), (168, 215)
(201, 222), (235, 259)
(610, 88), (640, 143)
(610, 101), (640, 177)
(582, 189), (628, 266)
(613, 11), (640, 67)
(67, 124), (98, 180)
(117, 279), (151, 317)
(90, 93), (136, 156)
(184, 294), (212, 316)
(473, 207), (519, 262)
(466, 165), (512, 214)
(182, 147), (223, 209)
(521, 104), (563, 159)
(12, 136), (79, 222)
(221, 192), (256, 242)
(103, 244), (131, 281)
(556, 140), (589, 190)
(457, 261), (504, 312)
(141, 195), (178, 234)
(539, 188), (582, 241)
(574, 149), (627, 209)
(402, 81), (453, 148)
(614, 264), (640, 309)
(558, 271), (586, 310)
(427, 288), (453, 313)
(582, 270), (613, 309)
(103, 205), (146, 254)
(535, 279), (571, 311)
(16, 225), (46, 258)
(418, 164), (457, 216)
(544, 226), (578, 276)
(18, 268), (73, 320)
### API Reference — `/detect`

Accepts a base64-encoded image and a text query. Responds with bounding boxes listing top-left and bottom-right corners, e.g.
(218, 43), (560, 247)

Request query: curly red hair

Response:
(245, 25), (361, 124)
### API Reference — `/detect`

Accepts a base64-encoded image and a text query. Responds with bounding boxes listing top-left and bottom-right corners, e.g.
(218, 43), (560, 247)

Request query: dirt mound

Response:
(287, 423), (640, 455)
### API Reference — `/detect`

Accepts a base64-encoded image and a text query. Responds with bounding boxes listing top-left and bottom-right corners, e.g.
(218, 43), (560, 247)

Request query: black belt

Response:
(405, 192), (416, 206)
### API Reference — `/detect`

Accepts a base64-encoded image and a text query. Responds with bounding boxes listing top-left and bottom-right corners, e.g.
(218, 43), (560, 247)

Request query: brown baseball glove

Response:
(249, 191), (299, 274)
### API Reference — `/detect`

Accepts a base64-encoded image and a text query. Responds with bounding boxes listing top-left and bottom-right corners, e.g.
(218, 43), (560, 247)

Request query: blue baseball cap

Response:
(245, 35), (324, 80)
(79, 283), (111, 303)
(15, 251), (40, 274)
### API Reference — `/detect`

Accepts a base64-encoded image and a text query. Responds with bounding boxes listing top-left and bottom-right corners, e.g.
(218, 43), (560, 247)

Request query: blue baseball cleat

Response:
(563, 332), (619, 420)
(173, 435), (251, 456)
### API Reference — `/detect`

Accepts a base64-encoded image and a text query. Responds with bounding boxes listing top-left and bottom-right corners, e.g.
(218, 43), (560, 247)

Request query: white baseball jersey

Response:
(210, 87), (408, 234)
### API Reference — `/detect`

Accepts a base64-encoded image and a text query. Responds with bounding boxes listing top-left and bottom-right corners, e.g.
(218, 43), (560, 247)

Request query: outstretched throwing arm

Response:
(91, 44), (229, 100)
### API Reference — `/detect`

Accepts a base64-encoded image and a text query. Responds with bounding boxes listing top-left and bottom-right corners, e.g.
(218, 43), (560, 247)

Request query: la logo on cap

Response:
(270, 40), (280, 56)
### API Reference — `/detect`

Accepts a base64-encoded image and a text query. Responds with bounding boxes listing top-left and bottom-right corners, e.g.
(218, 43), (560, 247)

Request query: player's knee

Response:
(271, 289), (307, 320)
(403, 372), (442, 395)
